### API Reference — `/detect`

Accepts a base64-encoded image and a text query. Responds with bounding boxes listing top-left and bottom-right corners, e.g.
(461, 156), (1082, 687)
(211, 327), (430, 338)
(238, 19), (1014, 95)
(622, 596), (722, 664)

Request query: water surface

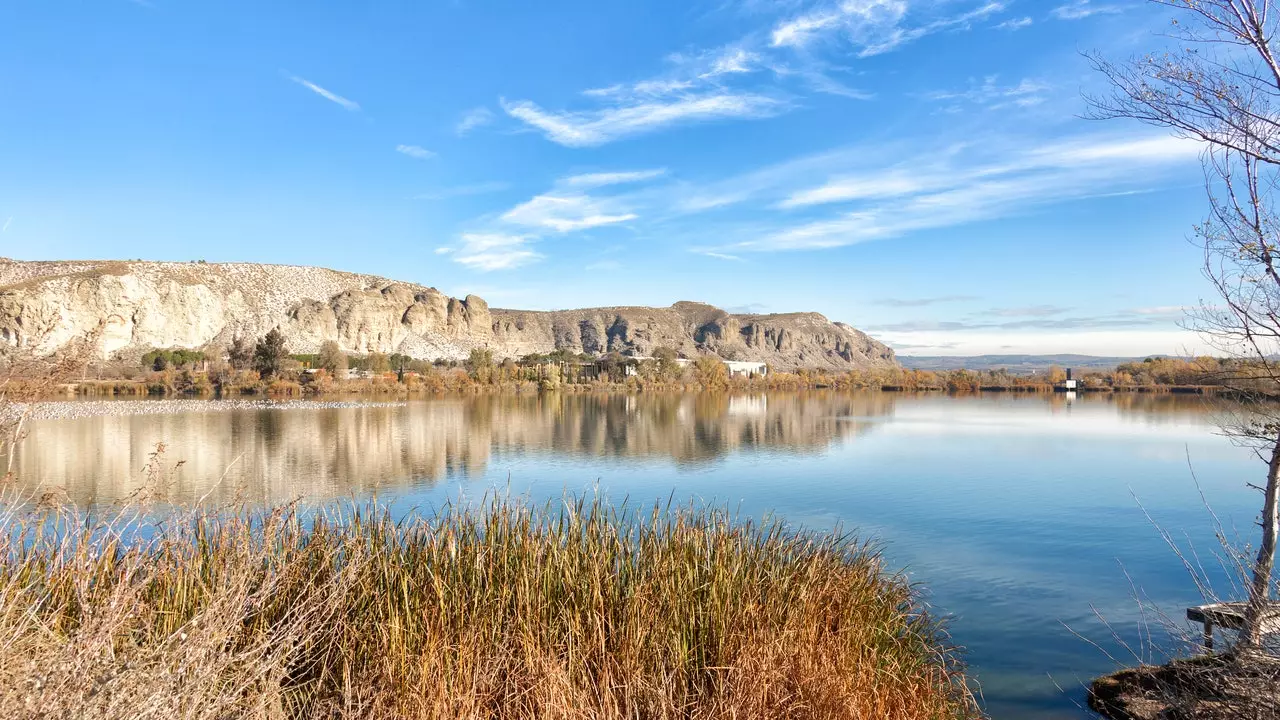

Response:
(11, 391), (1264, 719)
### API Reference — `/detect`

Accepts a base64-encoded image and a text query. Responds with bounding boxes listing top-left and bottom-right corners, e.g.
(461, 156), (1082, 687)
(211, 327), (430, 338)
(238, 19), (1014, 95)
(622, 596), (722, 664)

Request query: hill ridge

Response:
(0, 259), (896, 372)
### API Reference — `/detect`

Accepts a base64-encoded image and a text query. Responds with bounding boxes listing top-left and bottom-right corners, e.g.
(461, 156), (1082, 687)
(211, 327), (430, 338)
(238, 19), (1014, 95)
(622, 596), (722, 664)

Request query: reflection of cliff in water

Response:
(12, 392), (897, 507)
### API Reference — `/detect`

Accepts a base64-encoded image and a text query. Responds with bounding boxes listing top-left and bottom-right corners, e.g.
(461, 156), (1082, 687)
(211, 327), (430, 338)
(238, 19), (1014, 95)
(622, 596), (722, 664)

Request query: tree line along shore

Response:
(10, 330), (1243, 399)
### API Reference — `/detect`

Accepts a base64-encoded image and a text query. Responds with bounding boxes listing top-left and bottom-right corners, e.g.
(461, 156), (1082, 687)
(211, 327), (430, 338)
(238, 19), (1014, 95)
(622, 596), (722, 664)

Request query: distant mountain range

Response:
(899, 354), (1164, 374)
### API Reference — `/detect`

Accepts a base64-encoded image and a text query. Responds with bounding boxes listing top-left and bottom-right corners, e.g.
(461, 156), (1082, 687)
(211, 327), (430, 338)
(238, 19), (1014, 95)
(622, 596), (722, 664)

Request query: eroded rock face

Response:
(0, 259), (897, 371)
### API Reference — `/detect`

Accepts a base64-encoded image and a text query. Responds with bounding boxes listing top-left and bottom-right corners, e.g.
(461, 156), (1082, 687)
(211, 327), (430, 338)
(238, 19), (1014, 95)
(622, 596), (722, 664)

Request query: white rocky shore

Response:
(8, 398), (407, 422)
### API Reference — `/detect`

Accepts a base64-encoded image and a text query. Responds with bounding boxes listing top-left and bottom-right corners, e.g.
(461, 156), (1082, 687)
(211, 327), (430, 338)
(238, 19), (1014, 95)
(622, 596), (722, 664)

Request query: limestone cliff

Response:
(0, 259), (896, 371)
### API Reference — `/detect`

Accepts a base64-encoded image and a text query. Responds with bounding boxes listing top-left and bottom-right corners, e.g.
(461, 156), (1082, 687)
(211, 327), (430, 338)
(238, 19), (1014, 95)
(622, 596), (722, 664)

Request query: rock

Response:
(0, 259), (897, 371)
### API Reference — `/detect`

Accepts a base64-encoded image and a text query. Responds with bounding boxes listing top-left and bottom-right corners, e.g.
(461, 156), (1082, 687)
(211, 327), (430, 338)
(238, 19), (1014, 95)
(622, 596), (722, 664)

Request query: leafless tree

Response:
(1088, 0), (1280, 652)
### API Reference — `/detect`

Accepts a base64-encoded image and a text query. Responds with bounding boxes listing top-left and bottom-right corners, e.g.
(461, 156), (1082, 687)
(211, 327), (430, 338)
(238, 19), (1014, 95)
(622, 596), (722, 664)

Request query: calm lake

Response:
(10, 391), (1264, 719)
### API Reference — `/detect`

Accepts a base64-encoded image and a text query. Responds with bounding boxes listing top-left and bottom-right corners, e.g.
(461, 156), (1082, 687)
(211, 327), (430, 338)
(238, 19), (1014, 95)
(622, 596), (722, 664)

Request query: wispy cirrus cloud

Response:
(995, 16), (1032, 30)
(562, 169), (667, 188)
(770, 1), (1005, 56)
(714, 133), (1201, 252)
(923, 76), (1050, 110)
(456, 107), (495, 136)
(698, 250), (745, 262)
(1051, 1), (1120, 20)
(1, 217), (10, 234)
(501, 194), (638, 232)
(286, 74), (360, 111)
(448, 233), (542, 271)
(778, 134), (1198, 211)
(447, 169), (655, 270)
(867, 308), (1178, 334)
(395, 144), (436, 160)
(502, 1), (1015, 147)
(501, 93), (781, 148)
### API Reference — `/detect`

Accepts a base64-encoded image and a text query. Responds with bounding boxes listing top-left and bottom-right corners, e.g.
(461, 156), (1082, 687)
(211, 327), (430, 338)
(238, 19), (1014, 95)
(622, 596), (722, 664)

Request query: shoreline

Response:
(8, 398), (408, 422)
(37, 378), (1224, 400)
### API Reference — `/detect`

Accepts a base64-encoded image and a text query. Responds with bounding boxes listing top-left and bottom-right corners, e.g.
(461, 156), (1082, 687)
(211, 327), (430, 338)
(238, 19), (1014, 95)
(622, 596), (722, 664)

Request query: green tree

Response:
(653, 346), (680, 382)
(466, 348), (495, 384)
(228, 336), (253, 370)
(253, 328), (287, 379)
(317, 340), (348, 375)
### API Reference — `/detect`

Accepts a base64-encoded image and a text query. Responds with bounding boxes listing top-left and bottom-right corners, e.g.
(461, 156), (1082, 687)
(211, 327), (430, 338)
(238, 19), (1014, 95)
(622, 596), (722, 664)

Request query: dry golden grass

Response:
(0, 494), (978, 720)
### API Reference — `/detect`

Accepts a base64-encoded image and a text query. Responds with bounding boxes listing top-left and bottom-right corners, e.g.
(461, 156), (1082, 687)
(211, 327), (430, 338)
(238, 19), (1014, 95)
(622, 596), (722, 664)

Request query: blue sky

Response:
(0, 0), (1216, 356)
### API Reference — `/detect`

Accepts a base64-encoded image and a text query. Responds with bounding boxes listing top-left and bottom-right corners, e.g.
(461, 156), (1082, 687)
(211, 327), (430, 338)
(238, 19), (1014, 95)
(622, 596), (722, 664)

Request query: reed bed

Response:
(0, 495), (978, 720)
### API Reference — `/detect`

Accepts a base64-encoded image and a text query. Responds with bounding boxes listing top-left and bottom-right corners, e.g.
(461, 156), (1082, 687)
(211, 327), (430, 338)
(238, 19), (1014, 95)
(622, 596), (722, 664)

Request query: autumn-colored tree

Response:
(317, 341), (348, 375)
(694, 355), (728, 389)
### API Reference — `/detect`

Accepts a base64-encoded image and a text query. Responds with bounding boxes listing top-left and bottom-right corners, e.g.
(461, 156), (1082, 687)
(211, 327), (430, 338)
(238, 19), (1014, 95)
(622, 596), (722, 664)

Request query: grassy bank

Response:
(0, 495), (977, 720)
(35, 374), (1227, 400)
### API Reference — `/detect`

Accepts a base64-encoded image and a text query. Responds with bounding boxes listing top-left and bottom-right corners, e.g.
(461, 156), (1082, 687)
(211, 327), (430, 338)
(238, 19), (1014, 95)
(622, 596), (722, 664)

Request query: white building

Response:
(723, 361), (768, 377)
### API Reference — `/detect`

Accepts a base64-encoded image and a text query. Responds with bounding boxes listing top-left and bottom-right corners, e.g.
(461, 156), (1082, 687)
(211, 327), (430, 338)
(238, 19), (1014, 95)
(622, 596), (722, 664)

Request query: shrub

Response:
(0, 495), (978, 720)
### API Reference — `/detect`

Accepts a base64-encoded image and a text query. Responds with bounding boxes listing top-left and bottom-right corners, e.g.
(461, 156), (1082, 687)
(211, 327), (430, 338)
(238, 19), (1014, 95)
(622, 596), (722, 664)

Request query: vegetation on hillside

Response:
(29, 331), (1257, 398)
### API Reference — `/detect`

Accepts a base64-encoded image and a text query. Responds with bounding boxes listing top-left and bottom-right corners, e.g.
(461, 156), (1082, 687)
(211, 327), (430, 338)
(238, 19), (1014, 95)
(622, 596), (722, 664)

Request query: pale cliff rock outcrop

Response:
(0, 259), (896, 371)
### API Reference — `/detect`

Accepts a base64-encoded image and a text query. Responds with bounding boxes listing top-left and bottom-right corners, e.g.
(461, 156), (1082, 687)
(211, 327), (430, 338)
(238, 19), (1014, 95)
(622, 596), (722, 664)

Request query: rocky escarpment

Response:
(0, 259), (896, 371)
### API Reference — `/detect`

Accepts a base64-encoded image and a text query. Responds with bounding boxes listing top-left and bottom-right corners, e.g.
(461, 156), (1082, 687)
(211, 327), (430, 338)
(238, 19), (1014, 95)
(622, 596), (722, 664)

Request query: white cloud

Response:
(501, 194), (637, 232)
(727, 133), (1200, 251)
(395, 144), (436, 160)
(770, 1), (1004, 57)
(781, 173), (929, 207)
(699, 251), (745, 262)
(561, 169), (667, 188)
(287, 75), (360, 112)
(452, 233), (541, 271)
(586, 259), (622, 271)
(995, 16), (1032, 30)
(1051, 1), (1120, 20)
(771, 0), (909, 49)
(708, 48), (758, 75)
(779, 134), (1199, 211)
(456, 107), (495, 136)
(1, 217), (10, 234)
(501, 93), (780, 147)
(497, 2), (1006, 148)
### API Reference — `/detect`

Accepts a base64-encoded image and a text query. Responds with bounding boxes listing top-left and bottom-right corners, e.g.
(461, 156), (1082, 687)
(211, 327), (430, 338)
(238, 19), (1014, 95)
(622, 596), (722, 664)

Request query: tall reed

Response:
(0, 494), (978, 719)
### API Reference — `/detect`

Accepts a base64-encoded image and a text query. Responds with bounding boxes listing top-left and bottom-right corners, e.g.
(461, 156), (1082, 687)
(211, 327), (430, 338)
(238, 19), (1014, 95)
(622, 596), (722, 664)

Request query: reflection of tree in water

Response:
(14, 392), (898, 507)
(1049, 391), (1223, 428)
(482, 392), (897, 465)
